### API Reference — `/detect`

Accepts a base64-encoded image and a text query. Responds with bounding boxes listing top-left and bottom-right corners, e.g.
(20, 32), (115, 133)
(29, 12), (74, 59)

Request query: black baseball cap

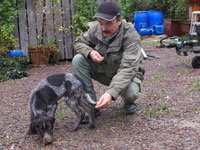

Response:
(94, 1), (120, 21)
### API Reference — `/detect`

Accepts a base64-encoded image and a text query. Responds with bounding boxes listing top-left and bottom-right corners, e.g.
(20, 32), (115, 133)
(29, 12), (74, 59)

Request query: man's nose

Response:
(101, 25), (106, 31)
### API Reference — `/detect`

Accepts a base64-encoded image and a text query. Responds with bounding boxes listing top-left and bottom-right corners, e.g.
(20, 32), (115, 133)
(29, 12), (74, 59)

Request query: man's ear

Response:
(117, 17), (122, 25)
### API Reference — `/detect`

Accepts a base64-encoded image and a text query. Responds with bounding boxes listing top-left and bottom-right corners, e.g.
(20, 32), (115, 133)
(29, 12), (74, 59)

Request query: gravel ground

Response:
(0, 35), (200, 150)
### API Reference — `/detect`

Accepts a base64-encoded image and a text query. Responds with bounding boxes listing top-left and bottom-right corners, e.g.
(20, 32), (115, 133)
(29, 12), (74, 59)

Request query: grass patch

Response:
(148, 105), (171, 116)
(141, 40), (160, 46)
(59, 104), (66, 109)
(56, 113), (66, 119)
(148, 109), (157, 116)
(153, 73), (167, 80)
(105, 117), (124, 123)
(142, 38), (178, 46)
(20, 114), (27, 121)
(105, 110), (125, 123)
(182, 61), (190, 65)
(184, 89), (194, 95)
(193, 78), (200, 91)
(178, 69), (188, 75)
(0, 140), (7, 146)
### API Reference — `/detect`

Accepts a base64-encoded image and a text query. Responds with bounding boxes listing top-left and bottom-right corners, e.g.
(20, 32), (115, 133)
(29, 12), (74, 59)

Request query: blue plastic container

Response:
(155, 25), (164, 35)
(148, 10), (164, 29)
(134, 11), (149, 33)
(9, 50), (23, 57)
(140, 28), (153, 36)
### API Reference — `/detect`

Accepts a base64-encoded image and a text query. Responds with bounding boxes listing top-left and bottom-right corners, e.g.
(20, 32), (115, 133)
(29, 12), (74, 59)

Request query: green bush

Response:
(0, 56), (29, 82)
(117, 0), (188, 22)
(72, 0), (97, 36)
(117, 0), (134, 22)
(0, 0), (24, 55)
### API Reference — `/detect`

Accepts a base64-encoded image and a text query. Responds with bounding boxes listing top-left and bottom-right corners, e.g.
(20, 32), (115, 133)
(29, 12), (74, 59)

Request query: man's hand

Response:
(95, 93), (112, 109)
(89, 50), (104, 63)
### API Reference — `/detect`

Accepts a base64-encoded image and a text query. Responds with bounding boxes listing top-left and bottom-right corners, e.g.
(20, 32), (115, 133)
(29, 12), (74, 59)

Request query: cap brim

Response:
(94, 13), (116, 21)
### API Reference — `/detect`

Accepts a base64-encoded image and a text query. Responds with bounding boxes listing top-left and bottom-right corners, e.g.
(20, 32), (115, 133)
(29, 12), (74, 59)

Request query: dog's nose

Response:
(43, 132), (53, 145)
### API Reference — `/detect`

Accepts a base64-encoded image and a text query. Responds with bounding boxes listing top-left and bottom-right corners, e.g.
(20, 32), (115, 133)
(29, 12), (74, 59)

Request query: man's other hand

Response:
(89, 50), (104, 63)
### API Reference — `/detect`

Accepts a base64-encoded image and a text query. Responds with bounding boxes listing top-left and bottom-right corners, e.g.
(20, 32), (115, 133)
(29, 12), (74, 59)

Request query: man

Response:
(72, 1), (145, 123)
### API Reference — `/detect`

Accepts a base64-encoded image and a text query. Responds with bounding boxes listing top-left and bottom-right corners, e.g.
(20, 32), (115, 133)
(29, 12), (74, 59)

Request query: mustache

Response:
(102, 30), (111, 34)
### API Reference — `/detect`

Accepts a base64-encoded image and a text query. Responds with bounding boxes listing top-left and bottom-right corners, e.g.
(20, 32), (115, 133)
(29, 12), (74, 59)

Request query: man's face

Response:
(98, 17), (121, 37)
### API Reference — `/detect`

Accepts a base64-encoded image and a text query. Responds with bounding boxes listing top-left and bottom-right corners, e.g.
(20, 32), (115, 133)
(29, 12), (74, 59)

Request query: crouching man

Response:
(72, 1), (145, 123)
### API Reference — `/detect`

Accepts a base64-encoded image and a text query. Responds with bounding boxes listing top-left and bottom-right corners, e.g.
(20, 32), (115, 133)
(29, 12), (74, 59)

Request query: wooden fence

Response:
(15, 0), (106, 61)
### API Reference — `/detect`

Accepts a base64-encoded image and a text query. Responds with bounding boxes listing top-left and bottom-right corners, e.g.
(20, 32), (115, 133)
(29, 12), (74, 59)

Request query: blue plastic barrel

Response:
(134, 11), (149, 33)
(148, 10), (164, 30)
(9, 50), (23, 57)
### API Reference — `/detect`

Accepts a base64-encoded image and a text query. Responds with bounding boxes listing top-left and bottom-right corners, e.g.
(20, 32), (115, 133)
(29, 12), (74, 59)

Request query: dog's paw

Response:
(69, 128), (77, 132)
(88, 123), (95, 129)
(69, 126), (79, 132)
(66, 125), (79, 132)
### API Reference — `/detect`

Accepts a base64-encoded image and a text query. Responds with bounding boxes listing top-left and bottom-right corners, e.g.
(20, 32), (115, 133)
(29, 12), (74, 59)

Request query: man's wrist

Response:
(106, 92), (115, 101)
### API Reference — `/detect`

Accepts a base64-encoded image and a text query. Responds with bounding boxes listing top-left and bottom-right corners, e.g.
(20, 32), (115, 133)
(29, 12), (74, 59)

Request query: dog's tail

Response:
(83, 93), (97, 105)
(73, 74), (97, 105)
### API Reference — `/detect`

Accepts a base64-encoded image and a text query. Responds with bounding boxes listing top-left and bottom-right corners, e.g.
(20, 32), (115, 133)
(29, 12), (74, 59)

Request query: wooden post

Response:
(18, 1), (29, 59)
(27, 0), (37, 46)
(53, 1), (65, 59)
(35, 0), (44, 44)
(62, 0), (73, 59)
(46, 0), (54, 43)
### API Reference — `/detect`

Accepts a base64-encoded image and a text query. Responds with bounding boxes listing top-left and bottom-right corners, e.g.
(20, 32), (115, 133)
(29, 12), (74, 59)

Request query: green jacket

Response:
(74, 20), (145, 99)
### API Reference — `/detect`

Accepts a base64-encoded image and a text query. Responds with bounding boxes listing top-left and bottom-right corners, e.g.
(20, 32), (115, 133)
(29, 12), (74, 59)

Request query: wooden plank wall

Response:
(15, 0), (105, 60)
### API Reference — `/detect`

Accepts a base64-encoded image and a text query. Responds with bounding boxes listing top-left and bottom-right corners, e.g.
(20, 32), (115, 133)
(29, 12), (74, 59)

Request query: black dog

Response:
(26, 73), (96, 145)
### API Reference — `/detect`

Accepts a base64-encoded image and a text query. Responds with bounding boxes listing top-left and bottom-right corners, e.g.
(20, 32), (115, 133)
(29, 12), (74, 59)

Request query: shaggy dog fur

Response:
(26, 73), (96, 145)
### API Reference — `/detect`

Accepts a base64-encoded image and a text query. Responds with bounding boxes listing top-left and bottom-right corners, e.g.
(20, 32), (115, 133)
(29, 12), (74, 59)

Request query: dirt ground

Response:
(1, 35), (200, 150)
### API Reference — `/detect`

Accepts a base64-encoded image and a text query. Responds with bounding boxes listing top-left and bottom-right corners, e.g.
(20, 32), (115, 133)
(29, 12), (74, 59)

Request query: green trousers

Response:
(72, 54), (141, 104)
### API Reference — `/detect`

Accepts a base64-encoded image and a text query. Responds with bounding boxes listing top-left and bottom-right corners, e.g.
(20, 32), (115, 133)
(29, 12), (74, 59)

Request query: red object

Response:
(188, 0), (200, 4)
(164, 19), (190, 36)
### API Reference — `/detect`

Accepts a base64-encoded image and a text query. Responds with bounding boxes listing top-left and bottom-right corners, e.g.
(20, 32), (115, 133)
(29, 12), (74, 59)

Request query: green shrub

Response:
(72, 0), (97, 36)
(117, 0), (188, 22)
(117, 0), (134, 22)
(0, 56), (29, 82)
(0, 0), (24, 50)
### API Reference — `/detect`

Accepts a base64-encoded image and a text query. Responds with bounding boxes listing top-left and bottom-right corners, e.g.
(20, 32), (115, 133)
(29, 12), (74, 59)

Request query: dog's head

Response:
(30, 115), (55, 145)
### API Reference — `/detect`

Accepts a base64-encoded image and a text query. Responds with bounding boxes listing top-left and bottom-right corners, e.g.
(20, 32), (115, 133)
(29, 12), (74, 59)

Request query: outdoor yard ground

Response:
(0, 35), (200, 150)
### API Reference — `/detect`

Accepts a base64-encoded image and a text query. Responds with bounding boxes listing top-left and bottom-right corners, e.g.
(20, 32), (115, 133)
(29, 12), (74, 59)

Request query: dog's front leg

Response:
(49, 103), (57, 118)
(24, 112), (36, 138)
(24, 127), (31, 139)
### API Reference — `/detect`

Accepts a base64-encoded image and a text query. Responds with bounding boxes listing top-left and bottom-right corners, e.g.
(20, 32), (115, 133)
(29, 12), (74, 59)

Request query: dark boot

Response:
(81, 109), (101, 124)
(123, 103), (137, 115)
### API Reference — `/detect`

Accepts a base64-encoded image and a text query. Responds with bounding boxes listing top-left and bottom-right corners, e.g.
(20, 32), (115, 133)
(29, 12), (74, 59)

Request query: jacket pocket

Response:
(110, 53), (122, 63)
(108, 46), (122, 63)
(95, 43), (106, 56)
